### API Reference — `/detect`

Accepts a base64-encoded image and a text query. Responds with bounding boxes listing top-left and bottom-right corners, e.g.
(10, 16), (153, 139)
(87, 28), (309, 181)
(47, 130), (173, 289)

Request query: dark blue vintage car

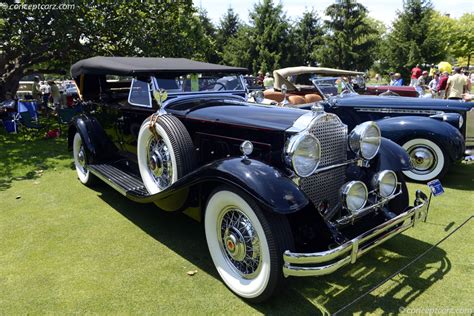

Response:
(69, 57), (430, 302)
(262, 67), (473, 182)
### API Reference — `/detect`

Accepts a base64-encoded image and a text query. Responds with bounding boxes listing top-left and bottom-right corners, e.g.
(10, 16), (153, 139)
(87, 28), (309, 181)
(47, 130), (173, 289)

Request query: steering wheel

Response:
(212, 82), (226, 91)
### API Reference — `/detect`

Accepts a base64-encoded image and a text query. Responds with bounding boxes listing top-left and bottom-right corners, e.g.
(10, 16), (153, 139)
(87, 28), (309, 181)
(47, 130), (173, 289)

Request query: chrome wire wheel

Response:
(205, 187), (293, 302)
(217, 207), (262, 279)
(147, 137), (173, 190)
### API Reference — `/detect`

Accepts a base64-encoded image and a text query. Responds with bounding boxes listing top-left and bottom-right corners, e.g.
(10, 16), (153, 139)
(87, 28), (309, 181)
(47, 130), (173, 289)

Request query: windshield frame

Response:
(151, 73), (247, 96)
(311, 77), (358, 99)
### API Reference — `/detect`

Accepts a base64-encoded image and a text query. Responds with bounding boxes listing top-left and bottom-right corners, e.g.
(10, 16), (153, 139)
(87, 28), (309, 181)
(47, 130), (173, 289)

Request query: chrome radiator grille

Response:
(308, 113), (348, 167)
(301, 166), (346, 210)
(301, 113), (348, 208)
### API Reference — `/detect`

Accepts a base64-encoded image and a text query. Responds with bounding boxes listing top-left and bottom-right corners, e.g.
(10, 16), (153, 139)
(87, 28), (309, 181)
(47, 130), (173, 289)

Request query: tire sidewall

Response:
(137, 119), (179, 194)
(402, 138), (445, 182)
(204, 189), (272, 300)
(72, 132), (91, 184)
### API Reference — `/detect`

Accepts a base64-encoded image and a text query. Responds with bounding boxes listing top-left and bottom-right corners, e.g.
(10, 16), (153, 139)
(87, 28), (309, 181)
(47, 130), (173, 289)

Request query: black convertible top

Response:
(71, 56), (248, 77)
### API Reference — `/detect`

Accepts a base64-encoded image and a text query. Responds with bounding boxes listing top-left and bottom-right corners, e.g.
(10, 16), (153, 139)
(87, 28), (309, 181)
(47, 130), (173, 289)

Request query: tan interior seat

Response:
(304, 94), (322, 103)
(263, 90), (285, 103)
(288, 95), (306, 105)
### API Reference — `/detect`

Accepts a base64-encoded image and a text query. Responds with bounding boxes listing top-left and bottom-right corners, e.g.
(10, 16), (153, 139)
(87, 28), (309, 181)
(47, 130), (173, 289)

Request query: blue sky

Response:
(194, 0), (473, 26)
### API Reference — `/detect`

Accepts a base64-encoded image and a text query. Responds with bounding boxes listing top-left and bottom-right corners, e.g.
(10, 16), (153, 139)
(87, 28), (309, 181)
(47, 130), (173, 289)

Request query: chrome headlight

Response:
(286, 133), (321, 177)
(459, 115), (464, 128)
(371, 170), (397, 198)
(349, 121), (381, 160)
(340, 181), (368, 212)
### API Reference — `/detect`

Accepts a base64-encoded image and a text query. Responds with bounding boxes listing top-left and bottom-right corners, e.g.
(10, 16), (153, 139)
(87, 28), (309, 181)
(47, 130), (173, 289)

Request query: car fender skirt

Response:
(149, 158), (310, 214)
(376, 138), (412, 171)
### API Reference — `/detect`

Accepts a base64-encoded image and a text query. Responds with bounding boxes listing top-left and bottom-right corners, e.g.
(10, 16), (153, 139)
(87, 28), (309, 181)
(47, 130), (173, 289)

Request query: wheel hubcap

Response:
(409, 146), (436, 174)
(77, 146), (86, 167)
(218, 207), (261, 279)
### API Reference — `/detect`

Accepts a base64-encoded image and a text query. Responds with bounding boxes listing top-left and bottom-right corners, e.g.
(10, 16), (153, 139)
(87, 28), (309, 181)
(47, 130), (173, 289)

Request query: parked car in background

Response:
(363, 85), (420, 98)
(68, 57), (429, 302)
(260, 66), (473, 182)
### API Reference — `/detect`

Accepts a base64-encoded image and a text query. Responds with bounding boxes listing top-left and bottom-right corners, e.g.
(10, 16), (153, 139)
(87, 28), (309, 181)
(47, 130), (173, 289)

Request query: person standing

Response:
(410, 64), (422, 86)
(428, 73), (440, 97)
(437, 71), (449, 99)
(49, 80), (62, 110)
(263, 72), (274, 89)
(428, 64), (436, 81)
(31, 77), (41, 101)
(392, 73), (403, 86)
(39, 81), (51, 112)
(445, 67), (467, 100)
(415, 71), (429, 95)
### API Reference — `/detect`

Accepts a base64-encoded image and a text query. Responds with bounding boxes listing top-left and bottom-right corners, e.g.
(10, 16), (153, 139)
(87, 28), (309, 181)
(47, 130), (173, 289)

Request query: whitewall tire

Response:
(137, 115), (195, 194)
(402, 138), (447, 182)
(72, 132), (95, 186)
(204, 187), (293, 302)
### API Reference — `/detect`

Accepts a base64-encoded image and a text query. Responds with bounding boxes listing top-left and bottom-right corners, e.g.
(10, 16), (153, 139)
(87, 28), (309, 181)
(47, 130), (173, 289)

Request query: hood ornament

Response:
(311, 102), (324, 115)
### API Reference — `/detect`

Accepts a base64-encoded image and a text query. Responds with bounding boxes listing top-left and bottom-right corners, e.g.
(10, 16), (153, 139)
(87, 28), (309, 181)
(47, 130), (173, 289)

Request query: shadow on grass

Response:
(96, 184), (450, 314)
(0, 133), (69, 191)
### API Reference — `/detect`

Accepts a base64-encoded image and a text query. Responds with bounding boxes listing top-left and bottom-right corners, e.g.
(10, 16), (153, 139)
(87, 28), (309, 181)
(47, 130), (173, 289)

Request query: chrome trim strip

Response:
(355, 107), (442, 115)
(282, 192), (429, 277)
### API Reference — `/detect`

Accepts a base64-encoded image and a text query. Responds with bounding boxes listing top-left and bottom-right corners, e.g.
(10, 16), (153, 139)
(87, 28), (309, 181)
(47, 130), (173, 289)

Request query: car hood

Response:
(184, 102), (307, 131)
(329, 95), (473, 112)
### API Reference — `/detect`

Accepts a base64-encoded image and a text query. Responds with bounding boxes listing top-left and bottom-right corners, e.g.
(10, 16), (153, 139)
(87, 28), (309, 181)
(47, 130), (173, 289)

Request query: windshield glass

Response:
(154, 74), (245, 94)
(311, 77), (356, 96)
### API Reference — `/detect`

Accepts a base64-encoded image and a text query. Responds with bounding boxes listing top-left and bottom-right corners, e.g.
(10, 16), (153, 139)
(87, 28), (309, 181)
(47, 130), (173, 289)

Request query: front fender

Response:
(376, 116), (465, 162)
(376, 137), (412, 171)
(149, 158), (310, 214)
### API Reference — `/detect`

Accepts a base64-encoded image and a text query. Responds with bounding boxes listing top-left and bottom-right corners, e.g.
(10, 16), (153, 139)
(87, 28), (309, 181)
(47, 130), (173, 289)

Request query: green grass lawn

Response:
(0, 133), (473, 314)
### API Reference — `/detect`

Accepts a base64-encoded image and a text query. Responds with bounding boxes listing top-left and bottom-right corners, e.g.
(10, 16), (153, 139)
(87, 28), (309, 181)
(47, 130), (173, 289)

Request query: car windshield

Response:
(311, 77), (356, 97)
(154, 74), (245, 95)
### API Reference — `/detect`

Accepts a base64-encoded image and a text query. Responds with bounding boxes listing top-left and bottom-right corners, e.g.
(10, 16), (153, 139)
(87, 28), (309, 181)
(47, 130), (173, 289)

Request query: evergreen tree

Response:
(196, 9), (219, 63)
(292, 10), (324, 66)
(383, 0), (446, 78)
(222, 0), (292, 74)
(317, 0), (377, 71)
(216, 7), (241, 56)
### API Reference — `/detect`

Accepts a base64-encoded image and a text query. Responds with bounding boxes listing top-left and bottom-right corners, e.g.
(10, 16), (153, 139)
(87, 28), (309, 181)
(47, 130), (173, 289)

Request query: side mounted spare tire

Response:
(137, 114), (195, 194)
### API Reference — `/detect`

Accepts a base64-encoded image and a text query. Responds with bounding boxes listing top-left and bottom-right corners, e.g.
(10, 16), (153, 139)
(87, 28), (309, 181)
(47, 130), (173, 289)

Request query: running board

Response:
(87, 164), (152, 202)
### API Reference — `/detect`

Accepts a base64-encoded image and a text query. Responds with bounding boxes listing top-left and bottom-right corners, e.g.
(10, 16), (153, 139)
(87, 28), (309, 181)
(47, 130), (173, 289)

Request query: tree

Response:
(0, 2), (212, 100)
(383, 0), (446, 78)
(292, 10), (324, 66)
(317, 0), (377, 71)
(448, 13), (473, 67)
(216, 7), (241, 60)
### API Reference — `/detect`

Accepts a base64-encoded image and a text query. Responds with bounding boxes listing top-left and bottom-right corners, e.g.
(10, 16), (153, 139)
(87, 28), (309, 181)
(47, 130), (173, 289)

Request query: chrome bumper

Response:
(283, 190), (430, 277)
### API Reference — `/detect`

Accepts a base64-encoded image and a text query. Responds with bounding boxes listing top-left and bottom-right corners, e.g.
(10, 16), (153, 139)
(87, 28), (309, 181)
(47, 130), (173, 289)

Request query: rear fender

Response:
(68, 115), (116, 161)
